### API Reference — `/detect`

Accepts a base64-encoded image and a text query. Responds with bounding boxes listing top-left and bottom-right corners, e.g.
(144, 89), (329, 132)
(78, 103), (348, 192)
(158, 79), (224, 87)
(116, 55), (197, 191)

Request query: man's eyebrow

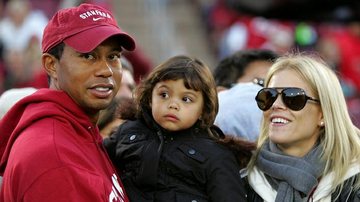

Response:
(112, 47), (122, 52)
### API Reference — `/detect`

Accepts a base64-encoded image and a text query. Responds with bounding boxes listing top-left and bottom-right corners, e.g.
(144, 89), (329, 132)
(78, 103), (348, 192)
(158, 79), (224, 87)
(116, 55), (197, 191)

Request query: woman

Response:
(246, 53), (360, 201)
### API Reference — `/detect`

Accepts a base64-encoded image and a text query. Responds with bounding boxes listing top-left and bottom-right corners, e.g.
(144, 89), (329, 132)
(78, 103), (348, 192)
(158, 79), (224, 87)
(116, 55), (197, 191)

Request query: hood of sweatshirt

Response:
(0, 88), (98, 174)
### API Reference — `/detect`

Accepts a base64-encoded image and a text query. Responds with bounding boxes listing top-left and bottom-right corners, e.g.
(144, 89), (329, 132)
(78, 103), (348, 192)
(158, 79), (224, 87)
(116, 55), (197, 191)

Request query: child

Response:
(104, 55), (248, 201)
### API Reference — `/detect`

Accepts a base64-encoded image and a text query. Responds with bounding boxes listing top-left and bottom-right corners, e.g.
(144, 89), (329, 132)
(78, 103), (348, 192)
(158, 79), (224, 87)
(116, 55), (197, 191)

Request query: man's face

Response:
(116, 69), (135, 99)
(237, 60), (273, 83)
(53, 37), (123, 115)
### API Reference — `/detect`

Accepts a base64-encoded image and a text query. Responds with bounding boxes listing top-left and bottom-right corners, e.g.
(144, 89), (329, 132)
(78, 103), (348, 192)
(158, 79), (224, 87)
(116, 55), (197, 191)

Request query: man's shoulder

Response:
(5, 125), (64, 186)
(14, 117), (90, 160)
(7, 116), (102, 180)
(11, 120), (62, 162)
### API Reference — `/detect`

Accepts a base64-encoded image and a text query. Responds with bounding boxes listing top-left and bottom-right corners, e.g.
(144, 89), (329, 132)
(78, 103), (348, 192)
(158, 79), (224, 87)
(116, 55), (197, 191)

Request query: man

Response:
(214, 49), (278, 141)
(0, 3), (135, 201)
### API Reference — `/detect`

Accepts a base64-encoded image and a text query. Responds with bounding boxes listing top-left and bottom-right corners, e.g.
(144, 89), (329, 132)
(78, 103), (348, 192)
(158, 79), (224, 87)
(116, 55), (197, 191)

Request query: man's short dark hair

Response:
(213, 49), (279, 88)
(47, 42), (65, 60)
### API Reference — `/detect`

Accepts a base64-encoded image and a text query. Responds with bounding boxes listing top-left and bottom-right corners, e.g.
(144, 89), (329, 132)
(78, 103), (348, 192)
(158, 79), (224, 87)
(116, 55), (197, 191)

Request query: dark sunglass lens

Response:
(255, 88), (277, 111)
(282, 88), (307, 111)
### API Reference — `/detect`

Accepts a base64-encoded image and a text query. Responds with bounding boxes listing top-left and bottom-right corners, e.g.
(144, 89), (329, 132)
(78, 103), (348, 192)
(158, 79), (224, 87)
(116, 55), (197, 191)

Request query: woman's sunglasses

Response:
(255, 87), (320, 111)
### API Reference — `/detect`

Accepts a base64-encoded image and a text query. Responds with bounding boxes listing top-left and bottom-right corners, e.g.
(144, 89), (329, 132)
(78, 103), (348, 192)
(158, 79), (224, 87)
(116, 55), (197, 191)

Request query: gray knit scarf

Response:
(256, 140), (325, 202)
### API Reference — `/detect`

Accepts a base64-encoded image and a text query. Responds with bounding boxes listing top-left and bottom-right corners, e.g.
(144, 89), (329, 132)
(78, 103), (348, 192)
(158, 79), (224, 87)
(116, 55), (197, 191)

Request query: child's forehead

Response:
(155, 79), (186, 88)
(154, 79), (200, 92)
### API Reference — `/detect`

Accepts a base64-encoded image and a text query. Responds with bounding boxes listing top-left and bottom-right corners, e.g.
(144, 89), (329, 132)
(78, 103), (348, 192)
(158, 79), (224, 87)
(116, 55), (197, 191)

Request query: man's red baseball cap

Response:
(42, 3), (135, 53)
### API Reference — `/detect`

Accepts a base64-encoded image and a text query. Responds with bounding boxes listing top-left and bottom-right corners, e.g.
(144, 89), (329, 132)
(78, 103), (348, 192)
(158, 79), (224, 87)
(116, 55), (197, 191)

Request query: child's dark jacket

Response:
(104, 112), (248, 202)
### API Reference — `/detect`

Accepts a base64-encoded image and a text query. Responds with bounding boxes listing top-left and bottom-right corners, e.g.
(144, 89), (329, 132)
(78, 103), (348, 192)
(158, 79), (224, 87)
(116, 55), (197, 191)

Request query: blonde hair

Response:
(249, 52), (360, 192)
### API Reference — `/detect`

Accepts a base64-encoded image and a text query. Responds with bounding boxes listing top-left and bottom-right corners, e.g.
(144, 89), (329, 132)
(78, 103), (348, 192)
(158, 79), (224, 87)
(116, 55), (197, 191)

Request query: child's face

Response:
(151, 79), (204, 131)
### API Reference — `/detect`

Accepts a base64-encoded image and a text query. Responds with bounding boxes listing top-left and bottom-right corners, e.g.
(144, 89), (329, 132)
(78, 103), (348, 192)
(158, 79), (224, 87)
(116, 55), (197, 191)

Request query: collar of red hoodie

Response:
(0, 88), (101, 174)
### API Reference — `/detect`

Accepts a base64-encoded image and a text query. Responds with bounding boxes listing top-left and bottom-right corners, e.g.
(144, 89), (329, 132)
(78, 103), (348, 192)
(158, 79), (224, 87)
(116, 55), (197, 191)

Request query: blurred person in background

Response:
(0, 0), (48, 90)
(98, 96), (136, 138)
(115, 57), (136, 99)
(214, 49), (278, 141)
(315, 21), (360, 128)
(323, 22), (360, 96)
(2, 36), (48, 90)
(2, 50), (28, 88)
(0, 67), (5, 94)
(0, 87), (37, 119)
(0, 0), (47, 53)
(218, 17), (293, 59)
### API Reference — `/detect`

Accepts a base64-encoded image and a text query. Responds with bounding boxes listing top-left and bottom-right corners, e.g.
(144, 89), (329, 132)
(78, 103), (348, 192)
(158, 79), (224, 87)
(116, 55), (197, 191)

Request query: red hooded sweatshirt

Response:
(0, 89), (129, 202)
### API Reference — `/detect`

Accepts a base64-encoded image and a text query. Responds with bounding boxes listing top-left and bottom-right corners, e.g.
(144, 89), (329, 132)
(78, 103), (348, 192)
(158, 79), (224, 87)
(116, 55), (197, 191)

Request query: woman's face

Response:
(265, 69), (323, 157)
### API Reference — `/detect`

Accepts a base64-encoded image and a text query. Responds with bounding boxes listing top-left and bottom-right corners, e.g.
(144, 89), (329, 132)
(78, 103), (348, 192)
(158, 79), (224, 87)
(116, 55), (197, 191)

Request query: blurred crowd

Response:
(0, 0), (152, 95)
(200, 0), (360, 126)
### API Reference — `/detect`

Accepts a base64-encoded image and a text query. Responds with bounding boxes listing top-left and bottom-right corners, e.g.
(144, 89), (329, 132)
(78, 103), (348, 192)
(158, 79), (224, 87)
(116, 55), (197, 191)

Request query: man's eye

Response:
(109, 53), (121, 60)
(81, 53), (94, 60)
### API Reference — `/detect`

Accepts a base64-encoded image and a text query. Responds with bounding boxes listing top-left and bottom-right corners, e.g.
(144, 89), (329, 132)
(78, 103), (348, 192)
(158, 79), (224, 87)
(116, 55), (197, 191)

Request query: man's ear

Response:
(42, 53), (58, 80)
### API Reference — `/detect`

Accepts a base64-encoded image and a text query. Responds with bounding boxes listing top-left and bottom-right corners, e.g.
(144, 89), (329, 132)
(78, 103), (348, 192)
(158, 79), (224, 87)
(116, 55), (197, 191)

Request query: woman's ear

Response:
(42, 53), (58, 81)
(318, 110), (324, 127)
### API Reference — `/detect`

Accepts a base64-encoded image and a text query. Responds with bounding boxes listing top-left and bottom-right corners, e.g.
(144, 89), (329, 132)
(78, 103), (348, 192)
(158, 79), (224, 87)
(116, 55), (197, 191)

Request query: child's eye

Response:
(160, 92), (169, 99)
(183, 96), (193, 103)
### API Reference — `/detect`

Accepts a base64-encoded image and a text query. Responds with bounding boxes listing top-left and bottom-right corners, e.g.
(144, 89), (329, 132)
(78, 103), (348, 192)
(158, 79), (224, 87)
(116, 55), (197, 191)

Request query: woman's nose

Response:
(271, 94), (286, 110)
